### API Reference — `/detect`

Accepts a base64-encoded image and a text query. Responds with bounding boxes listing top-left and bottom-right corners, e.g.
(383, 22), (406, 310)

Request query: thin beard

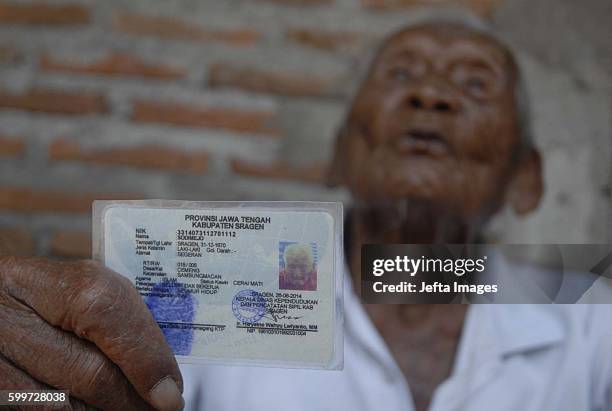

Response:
(352, 199), (475, 244)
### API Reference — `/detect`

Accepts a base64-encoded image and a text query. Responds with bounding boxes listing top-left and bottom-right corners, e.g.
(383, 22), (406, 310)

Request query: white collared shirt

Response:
(179, 260), (612, 411)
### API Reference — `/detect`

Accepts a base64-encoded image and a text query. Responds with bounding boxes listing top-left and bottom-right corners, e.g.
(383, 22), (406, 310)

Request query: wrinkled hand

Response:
(0, 257), (184, 411)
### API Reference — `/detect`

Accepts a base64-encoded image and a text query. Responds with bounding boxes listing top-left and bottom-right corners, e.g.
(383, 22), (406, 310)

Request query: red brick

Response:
(0, 2), (90, 25)
(286, 28), (362, 51)
(0, 88), (108, 115)
(132, 99), (281, 137)
(113, 13), (261, 46)
(0, 186), (138, 214)
(49, 230), (91, 259)
(0, 227), (35, 256)
(49, 139), (209, 173)
(361, 0), (500, 17)
(230, 159), (328, 184)
(40, 52), (187, 80)
(0, 44), (19, 62)
(0, 136), (25, 157)
(208, 63), (337, 97)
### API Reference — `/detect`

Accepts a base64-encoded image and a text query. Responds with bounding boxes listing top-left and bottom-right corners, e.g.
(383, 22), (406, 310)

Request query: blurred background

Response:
(0, 0), (610, 258)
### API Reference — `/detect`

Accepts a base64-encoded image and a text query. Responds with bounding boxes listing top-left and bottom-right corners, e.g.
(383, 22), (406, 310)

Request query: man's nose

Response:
(404, 81), (460, 113)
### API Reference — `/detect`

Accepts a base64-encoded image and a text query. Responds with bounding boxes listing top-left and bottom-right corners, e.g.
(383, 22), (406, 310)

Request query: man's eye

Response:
(389, 67), (411, 81)
(465, 77), (488, 93)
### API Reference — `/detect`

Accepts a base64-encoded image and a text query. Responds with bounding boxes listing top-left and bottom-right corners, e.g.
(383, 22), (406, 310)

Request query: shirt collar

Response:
(341, 255), (568, 411)
(483, 252), (566, 358)
(343, 267), (403, 378)
(486, 304), (566, 358)
(343, 254), (566, 369)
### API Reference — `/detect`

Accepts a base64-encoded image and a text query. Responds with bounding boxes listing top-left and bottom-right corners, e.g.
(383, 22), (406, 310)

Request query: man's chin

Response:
(350, 162), (453, 205)
(380, 173), (442, 201)
(353, 188), (441, 212)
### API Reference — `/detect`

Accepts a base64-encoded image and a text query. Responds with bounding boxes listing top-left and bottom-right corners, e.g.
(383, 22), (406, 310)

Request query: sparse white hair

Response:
(283, 243), (314, 268)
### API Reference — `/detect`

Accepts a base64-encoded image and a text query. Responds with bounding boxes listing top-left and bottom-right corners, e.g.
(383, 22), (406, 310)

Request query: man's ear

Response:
(506, 148), (544, 215)
(326, 125), (349, 187)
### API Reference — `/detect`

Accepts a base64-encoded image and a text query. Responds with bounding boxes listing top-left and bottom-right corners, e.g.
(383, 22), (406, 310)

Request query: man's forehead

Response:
(377, 22), (514, 68)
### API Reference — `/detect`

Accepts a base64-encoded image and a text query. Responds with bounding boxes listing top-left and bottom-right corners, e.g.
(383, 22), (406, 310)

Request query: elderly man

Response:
(1, 18), (611, 411)
(279, 243), (317, 291)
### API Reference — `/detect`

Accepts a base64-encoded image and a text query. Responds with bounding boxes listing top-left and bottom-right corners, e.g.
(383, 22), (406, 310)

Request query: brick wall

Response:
(0, 0), (609, 258)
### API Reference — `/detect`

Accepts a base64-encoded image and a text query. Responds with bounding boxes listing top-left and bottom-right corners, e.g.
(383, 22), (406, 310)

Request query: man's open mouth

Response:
(395, 129), (450, 157)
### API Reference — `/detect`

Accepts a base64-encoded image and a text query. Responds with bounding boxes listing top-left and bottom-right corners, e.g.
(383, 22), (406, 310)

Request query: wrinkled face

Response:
(342, 23), (523, 219)
(286, 255), (313, 287)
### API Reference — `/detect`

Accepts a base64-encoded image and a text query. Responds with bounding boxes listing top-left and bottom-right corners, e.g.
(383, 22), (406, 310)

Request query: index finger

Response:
(0, 256), (184, 411)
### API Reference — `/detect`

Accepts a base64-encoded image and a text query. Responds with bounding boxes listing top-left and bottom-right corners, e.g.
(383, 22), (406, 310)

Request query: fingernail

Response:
(150, 376), (184, 411)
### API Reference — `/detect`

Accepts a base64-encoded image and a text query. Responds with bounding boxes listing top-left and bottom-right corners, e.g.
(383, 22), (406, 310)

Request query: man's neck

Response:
(347, 200), (478, 295)
(345, 200), (473, 338)
(347, 201), (471, 411)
